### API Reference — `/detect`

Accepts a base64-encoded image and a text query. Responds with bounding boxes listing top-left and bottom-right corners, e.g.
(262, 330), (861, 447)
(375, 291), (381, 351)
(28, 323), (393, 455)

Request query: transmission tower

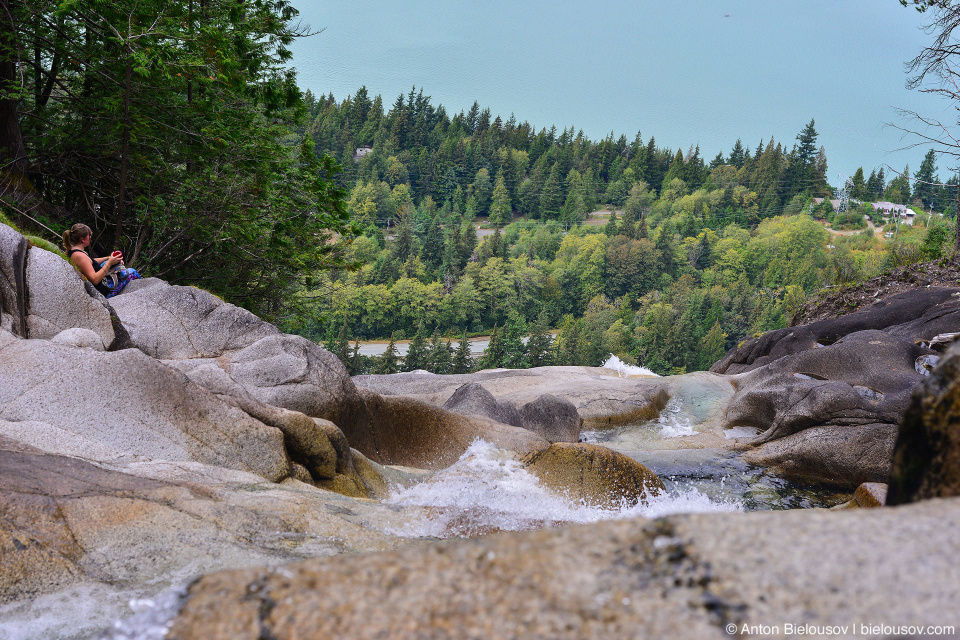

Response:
(835, 172), (853, 215)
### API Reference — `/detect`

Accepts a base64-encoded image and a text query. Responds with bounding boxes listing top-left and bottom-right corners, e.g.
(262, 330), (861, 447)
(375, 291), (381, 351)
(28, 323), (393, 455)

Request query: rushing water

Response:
(581, 394), (849, 511)
(382, 439), (742, 539)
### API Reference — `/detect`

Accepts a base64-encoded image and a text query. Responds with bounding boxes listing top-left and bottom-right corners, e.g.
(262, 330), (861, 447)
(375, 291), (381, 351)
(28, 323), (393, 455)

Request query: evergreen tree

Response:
(526, 314), (554, 367)
(501, 313), (529, 369)
(348, 340), (364, 376)
(489, 172), (512, 226)
(914, 149), (938, 208)
(662, 150), (686, 186)
(471, 167), (493, 214)
(851, 167), (867, 201)
(420, 215), (444, 274)
(477, 325), (505, 370)
(728, 138), (747, 168)
(403, 322), (430, 371)
(374, 336), (401, 374)
(327, 321), (350, 364)
(452, 330), (474, 373)
(427, 327), (453, 373)
(866, 169), (881, 201)
(604, 210), (620, 236)
(539, 168), (564, 219)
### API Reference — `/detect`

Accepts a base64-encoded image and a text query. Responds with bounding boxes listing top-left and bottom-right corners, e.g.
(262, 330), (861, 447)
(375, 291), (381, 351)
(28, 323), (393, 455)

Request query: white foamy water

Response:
(656, 397), (697, 438)
(383, 439), (741, 538)
(92, 587), (186, 640)
(602, 354), (660, 377)
(725, 426), (761, 439)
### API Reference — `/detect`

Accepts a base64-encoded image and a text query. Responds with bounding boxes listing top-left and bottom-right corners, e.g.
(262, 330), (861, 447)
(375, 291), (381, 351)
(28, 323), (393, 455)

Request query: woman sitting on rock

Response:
(62, 223), (141, 298)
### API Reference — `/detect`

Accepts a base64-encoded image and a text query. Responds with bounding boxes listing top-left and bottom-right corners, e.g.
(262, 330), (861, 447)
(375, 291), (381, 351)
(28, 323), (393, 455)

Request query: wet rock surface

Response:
(521, 442), (665, 508)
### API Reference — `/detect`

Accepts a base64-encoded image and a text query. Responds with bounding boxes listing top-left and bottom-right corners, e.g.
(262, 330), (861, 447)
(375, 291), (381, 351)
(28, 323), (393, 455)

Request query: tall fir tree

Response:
(489, 172), (512, 226)
(477, 325), (505, 370)
(526, 314), (554, 367)
(374, 335), (401, 374)
(452, 330), (474, 373)
(403, 322), (430, 371)
(501, 313), (529, 369)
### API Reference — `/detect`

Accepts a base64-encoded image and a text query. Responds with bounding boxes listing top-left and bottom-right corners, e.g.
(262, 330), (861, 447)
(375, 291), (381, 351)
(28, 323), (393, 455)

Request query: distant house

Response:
(353, 145), (373, 162)
(871, 201), (912, 224)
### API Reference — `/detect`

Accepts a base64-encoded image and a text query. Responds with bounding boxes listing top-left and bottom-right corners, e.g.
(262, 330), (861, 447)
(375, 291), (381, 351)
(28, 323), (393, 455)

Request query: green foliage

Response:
(5, 0), (358, 324)
(373, 336), (401, 374)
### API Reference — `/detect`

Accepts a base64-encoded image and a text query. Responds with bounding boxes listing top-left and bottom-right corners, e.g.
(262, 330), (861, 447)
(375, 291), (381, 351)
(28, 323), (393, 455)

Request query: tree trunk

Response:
(114, 56), (131, 246)
(0, 0), (30, 182)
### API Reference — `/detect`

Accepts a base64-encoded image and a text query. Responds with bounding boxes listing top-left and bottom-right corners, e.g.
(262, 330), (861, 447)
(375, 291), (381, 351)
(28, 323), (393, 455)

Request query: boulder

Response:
(712, 287), (960, 375)
(0, 442), (423, 638)
(727, 330), (926, 441)
(518, 394), (581, 443)
(356, 366), (669, 427)
(50, 327), (106, 351)
(726, 330), (928, 486)
(0, 337), (290, 481)
(167, 498), (960, 640)
(742, 423), (898, 486)
(888, 340), (960, 504)
(853, 482), (888, 507)
(23, 246), (116, 348)
(354, 390), (549, 469)
(108, 278), (278, 359)
(112, 280), (369, 433)
(521, 442), (664, 508)
(0, 223), (28, 337)
(442, 382), (524, 428)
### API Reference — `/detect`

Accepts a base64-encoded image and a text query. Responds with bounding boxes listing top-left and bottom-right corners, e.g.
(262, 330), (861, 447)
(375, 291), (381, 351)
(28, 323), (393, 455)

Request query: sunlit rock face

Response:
(888, 340), (960, 504)
(715, 288), (960, 487)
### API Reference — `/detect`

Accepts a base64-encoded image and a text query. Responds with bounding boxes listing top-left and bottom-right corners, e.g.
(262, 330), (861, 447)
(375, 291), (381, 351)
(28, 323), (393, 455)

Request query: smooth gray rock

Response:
(0, 223), (28, 337)
(442, 382), (524, 427)
(357, 366), (669, 427)
(518, 394), (581, 443)
(225, 333), (361, 425)
(50, 327), (106, 351)
(0, 337), (290, 481)
(742, 423), (899, 486)
(725, 330), (932, 486)
(113, 280), (367, 431)
(712, 287), (960, 375)
(168, 498), (960, 640)
(727, 330), (926, 444)
(109, 278), (278, 359)
(23, 247), (116, 347)
(438, 382), (580, 443)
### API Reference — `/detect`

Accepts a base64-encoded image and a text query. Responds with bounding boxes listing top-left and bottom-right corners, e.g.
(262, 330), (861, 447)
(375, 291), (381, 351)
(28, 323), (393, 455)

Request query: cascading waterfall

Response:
(382, 439), (742, 539)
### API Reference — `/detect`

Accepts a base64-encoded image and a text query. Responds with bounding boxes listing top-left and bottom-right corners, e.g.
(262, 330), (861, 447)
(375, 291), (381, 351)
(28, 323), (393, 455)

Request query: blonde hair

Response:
(62, 223), (92, 252)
